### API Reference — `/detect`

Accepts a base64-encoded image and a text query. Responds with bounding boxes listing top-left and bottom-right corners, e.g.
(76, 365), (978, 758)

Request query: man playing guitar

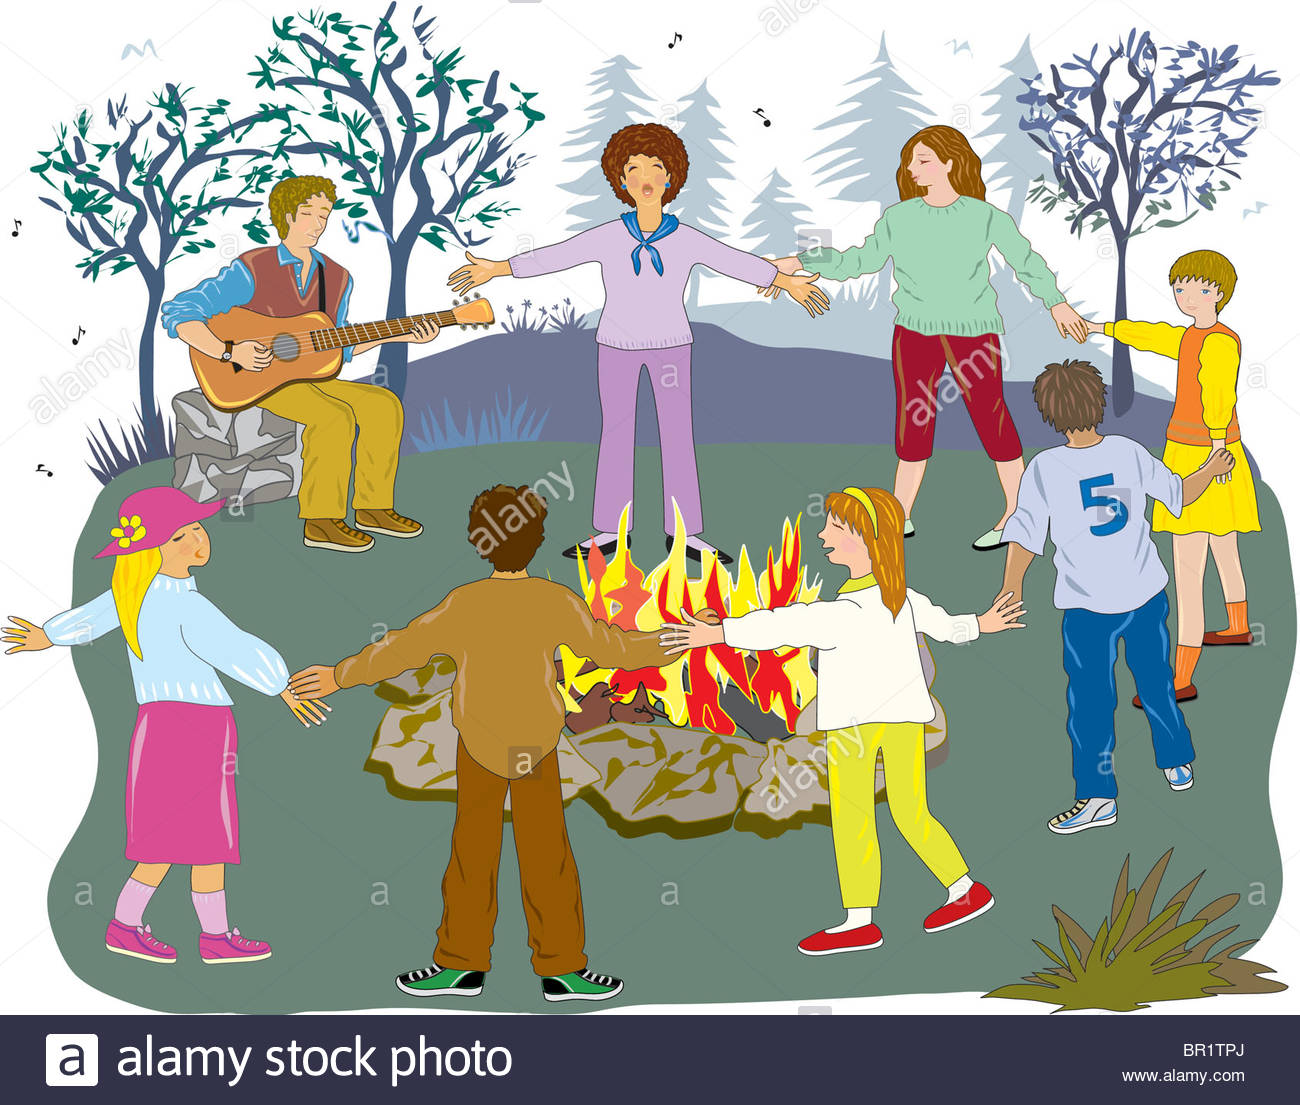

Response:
(163, 175), (434, 553)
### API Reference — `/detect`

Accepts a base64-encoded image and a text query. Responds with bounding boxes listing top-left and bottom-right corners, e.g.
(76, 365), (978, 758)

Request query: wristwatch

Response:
(220, 340), (234, 362)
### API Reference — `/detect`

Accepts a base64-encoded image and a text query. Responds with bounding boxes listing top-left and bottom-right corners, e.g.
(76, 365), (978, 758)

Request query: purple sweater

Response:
(509, 219), (778, 350)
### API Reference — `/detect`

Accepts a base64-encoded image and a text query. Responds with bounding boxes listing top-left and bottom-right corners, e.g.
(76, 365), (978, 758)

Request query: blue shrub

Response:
(86, 403), (175, 485)
(407, 386), (550, 452)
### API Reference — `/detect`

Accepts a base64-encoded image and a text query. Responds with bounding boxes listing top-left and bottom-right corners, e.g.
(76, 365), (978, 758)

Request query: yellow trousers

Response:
(259, 378), (403, 520)
(827, 722), (968, 908)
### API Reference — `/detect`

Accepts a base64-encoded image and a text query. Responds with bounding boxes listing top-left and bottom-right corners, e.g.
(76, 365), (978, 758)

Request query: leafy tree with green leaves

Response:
(251, 4), (543, 397)
(31, 86), (285, 476)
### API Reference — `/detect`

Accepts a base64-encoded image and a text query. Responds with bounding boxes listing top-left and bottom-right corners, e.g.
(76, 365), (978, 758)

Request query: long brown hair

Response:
(896, 126), (986, 202)
(824, 487), (907, 619)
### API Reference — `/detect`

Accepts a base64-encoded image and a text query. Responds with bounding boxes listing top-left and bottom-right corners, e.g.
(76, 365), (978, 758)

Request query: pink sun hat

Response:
(94, 486), (226, 559)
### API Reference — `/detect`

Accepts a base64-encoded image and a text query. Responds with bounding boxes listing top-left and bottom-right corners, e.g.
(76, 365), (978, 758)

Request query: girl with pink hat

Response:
(4, 486), (327, 966)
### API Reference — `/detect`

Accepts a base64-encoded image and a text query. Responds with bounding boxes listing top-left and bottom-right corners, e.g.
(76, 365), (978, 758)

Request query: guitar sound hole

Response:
(270, 334), (300, 362)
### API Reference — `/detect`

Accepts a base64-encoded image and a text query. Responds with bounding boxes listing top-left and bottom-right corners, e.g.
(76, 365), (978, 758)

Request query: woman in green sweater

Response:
(772, 125), (1088, 550)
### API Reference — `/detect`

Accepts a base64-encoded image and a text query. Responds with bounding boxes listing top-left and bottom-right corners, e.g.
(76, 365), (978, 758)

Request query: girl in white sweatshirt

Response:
(661, 486), (1023, 954)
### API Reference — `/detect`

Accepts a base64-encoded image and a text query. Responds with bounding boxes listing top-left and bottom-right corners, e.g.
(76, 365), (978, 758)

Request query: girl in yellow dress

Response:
(1088, 250), (1260, 701)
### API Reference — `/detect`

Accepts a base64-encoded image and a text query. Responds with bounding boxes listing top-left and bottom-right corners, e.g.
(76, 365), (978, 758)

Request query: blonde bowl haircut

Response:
(268, 176), (338, 240)
(111, 546), (163, 660)
(1169, 249), (1237, 311)
(824, 487), (908, 619)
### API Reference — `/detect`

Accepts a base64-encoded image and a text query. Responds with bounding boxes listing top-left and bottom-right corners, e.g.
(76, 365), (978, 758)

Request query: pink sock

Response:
(114, 878), (158, 928)
(192, 890), (229, 935)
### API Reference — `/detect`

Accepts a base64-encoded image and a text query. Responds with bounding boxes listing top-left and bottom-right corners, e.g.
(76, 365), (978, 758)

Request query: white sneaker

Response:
(1164, 764), (1194, 791)
(1047, 797), (1117, 835)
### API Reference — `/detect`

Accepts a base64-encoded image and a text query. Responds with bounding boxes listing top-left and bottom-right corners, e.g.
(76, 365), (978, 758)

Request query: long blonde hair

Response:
(111, 547), (162, 659)
(824, 487), (908, 619)
(896, 125), (986, 202)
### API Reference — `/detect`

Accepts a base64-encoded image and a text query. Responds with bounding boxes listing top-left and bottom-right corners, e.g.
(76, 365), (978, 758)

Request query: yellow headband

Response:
(842, 487), (879, 538)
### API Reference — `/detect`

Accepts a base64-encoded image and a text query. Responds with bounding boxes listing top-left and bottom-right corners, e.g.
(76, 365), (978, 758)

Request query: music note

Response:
(669, 33), (682, 48)
(36, 464), (52, 477)
(10, 219), (19, 237)
(72, 326), (85, 345)
(754, 108), (771, 127)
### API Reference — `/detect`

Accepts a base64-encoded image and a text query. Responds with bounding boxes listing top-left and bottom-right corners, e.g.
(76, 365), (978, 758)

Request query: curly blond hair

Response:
(268, 175), (338, 239)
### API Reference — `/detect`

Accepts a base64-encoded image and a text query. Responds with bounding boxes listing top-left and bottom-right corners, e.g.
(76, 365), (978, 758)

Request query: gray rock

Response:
(171, 389), (303, 505)
(364, 656), (600, 804)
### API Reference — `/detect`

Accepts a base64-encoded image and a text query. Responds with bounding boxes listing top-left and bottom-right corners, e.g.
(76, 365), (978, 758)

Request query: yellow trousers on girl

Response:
(827, 722), (968, 907)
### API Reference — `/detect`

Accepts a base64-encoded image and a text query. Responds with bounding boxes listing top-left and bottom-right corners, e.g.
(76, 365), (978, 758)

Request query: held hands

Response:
(289, 664), (341, 701)
(3, 616), (51, 654)
(977, 591), (1026, 635)
(659, 608), (725, 656)
(1085, 319), (1108, 336)
(1050, 302), (1090, 344)
(776, 273), (830, 317)
(280, 687), (330, 728)
(1203, 446), (1235, 484)
(448, 251), (507, 296)
(232, 340), (273, 372)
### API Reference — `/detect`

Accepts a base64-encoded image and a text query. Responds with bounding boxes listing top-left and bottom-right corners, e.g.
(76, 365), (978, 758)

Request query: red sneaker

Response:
(797, 923), (883, 956)
(923, 882), (994, 933)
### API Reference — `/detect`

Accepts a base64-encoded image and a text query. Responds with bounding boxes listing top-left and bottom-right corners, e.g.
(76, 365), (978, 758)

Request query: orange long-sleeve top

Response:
(334, 575), (672, 779)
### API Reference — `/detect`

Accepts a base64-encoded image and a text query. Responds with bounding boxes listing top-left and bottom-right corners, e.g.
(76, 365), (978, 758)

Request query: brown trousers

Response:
(433, 742), (587, 976)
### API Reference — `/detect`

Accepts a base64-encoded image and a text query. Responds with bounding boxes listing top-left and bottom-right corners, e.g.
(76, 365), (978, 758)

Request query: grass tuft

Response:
(985, 848), (1286, 1012)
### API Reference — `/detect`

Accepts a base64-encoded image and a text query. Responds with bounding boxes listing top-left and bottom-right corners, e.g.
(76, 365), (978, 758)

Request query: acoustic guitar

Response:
(189, 296), (495, 411)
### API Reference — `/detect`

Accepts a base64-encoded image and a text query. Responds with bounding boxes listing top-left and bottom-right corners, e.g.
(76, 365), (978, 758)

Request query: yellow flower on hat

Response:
(109, 514), (147, 550)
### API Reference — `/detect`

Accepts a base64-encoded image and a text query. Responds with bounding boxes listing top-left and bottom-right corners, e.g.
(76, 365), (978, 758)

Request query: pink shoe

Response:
(198, 928), (272, 965)
(797, 923), (884, 956)
(105, 919), (177, 964)
(923, 882), (995, 933)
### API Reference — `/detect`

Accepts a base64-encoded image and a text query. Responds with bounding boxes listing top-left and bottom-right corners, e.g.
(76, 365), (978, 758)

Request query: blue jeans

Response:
(1060, 591), (1195, 800)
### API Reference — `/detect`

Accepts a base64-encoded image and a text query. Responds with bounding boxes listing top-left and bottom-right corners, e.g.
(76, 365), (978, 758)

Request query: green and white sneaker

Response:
(541, 967), (624, 1003)
(395, 963), (484, 997)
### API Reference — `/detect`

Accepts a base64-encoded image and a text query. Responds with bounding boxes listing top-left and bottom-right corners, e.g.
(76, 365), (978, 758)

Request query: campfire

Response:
(560, 506), (822, 740)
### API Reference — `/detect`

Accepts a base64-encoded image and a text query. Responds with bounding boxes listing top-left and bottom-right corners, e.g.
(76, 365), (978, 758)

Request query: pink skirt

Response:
(124, 702), (240, 865)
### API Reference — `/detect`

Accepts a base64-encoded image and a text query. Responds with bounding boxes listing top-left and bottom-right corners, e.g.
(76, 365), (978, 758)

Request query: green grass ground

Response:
(47, 443), (1292, 1012)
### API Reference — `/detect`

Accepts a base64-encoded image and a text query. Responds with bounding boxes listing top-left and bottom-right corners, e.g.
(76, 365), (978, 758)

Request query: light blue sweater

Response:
(44, 575), (288, 706)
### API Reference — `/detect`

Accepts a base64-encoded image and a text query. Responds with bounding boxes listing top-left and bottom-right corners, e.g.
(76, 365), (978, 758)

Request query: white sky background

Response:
(0, 0), (1297, 1015)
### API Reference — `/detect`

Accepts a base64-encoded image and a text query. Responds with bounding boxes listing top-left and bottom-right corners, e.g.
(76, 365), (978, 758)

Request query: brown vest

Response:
(239, 246), (350, 325)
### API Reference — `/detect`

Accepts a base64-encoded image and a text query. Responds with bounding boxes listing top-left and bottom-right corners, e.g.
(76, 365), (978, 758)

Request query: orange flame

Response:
(562, 503), (820, 736)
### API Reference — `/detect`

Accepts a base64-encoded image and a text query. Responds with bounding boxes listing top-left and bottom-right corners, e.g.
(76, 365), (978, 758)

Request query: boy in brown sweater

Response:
(289, 483), (671, 1002)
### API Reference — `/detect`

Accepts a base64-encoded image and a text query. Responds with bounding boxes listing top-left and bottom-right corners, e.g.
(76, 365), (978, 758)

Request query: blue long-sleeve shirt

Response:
(43, 575), (289, 705)
(161, 244), (357, 362)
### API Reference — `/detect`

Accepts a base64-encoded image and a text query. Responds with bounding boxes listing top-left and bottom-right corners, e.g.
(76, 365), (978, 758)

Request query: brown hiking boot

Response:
(354, 508), (424, 539)
(303, 518), (374, 553)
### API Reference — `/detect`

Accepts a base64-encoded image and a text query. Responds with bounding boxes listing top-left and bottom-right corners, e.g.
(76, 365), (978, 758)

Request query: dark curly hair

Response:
(600, 123), (689, 208)
(467, 484), (548, 571)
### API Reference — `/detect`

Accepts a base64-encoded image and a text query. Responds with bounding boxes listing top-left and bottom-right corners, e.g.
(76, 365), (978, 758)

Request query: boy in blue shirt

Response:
(999, 360), (1235, 834)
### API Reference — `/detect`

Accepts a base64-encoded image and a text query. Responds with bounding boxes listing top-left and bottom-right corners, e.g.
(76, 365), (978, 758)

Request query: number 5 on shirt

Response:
(1079, 474), (1129, 536)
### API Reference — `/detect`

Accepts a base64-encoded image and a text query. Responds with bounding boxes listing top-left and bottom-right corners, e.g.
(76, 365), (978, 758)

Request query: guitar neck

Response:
(310, 310), (458, 352)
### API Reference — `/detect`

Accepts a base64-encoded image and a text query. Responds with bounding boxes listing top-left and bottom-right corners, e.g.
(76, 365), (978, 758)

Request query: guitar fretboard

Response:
(309, 310), (460, 352)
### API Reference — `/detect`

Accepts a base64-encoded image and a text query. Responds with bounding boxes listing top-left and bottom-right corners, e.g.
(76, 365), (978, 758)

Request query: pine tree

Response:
(673, 79), (738, 306)
(812, 34), (935, 205)
(558, 55), (656, 230)
(978, 37), (1051, 221)
(739, 169), (811, 257)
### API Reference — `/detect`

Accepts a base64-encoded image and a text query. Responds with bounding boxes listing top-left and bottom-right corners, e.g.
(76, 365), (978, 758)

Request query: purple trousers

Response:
(593, 343), (703, 535)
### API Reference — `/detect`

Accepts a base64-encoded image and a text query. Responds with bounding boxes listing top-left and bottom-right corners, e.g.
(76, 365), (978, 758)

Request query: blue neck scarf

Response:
(621, 211), (679, 276)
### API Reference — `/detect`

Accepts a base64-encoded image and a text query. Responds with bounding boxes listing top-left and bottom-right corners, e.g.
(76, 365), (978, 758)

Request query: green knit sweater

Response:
(798, 196), (1065, 337)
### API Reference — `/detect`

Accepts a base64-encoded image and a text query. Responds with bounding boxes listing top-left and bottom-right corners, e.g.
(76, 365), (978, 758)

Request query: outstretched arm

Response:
(1088, 320), (1185, 359)
(1000, 542), (1036, 607)
(11, 590), (121, 652)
